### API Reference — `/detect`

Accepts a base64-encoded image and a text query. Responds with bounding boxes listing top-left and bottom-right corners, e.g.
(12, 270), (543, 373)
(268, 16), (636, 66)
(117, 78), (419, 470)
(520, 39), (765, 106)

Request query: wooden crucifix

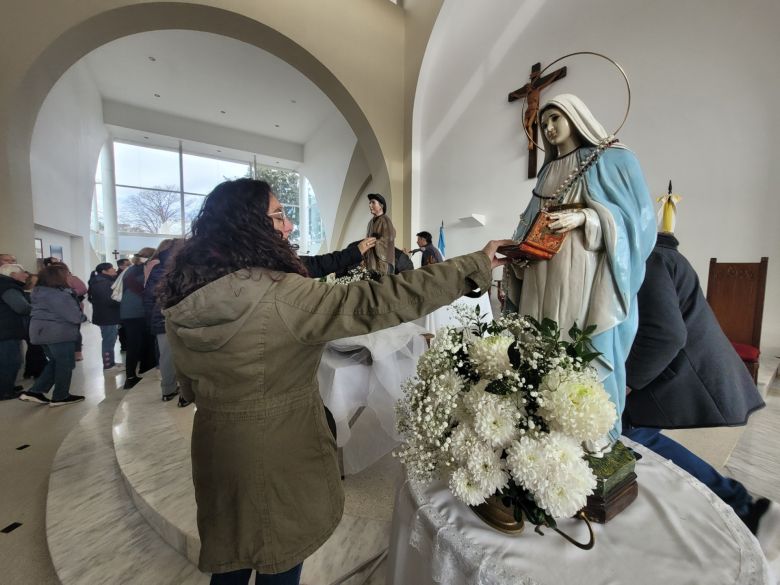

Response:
(112, 249), (120, 260)
(508, 62), (567, 179)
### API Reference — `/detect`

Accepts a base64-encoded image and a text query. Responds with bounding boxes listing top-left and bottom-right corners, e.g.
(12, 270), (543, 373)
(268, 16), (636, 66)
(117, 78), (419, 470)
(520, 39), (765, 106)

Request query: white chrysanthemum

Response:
(473, 400), (519, 449)
(466, 446), (510, 495)
(538, 368), (616, 442)
(506, 431), (595, 518)
(432, 369), (465, 406)
(461, 381), (499, 410)
(449, 423), (479, 465)
(468, 334), (513, 378)
(449, 466), (493, 506)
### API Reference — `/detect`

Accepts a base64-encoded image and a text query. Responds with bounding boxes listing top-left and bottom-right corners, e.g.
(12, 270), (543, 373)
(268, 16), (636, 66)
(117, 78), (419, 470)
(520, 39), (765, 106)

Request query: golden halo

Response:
(521, 51), (632, 152)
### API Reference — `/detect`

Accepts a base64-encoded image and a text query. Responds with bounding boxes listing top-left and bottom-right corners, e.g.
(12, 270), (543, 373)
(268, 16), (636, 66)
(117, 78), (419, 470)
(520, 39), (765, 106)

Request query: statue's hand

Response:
(548, 210), (585, 233)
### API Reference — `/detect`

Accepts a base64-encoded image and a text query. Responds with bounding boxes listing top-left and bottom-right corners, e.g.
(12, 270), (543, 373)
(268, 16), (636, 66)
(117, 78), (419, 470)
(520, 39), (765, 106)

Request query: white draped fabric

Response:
(317, 295), (493, 476)
(318, 322), (427, 475)
(386, 441), (771, 585)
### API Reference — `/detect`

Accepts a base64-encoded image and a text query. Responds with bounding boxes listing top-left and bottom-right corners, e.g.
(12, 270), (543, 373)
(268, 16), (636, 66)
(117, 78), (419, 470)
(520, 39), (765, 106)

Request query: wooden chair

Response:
(706, 257), (769, 383)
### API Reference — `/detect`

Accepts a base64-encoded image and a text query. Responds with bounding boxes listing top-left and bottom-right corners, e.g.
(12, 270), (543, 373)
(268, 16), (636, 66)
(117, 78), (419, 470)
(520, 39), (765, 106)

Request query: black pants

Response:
(118, 324), (127, 351)
(210, 564), (302, 585)
(121, 318), (157, 378)
(24, 342), (47, 378)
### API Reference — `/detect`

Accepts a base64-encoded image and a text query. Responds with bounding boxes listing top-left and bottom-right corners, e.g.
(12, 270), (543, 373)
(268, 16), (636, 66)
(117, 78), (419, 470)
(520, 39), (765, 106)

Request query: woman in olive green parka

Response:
(160, 179), (509, 584)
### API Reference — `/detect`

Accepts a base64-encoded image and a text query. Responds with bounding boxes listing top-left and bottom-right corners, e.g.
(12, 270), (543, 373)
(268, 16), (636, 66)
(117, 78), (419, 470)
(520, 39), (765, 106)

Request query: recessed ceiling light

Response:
(220, 110), (226, 114)
(154, 93), (160, 98)
(148, 56), (156, 62)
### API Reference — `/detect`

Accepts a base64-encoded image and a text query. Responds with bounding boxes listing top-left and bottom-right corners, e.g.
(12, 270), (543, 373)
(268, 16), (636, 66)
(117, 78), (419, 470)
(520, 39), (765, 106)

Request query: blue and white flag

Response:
(437, 220), (446, 258)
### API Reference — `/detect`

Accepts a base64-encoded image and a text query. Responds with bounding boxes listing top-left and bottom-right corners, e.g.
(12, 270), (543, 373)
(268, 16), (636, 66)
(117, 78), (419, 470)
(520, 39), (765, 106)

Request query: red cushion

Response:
(732, 342), (760, 362)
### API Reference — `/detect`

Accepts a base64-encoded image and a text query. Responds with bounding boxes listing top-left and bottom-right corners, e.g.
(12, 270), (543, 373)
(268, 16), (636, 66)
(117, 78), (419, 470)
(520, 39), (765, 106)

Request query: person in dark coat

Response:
(0, 263), (31, 400)
(88, 263), (121, 370)
(299, 237), (375, 278)
(624, 232), (767, 530)
(143, 240), (187, 404)
(120, 248), (157, 389)
(414, 231), (444, 266)
(394, 248), (414, 273)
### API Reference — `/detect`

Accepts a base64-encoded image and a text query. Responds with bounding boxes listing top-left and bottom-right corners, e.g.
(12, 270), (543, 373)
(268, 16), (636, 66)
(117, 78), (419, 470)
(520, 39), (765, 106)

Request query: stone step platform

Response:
(46, 382), (208, 584)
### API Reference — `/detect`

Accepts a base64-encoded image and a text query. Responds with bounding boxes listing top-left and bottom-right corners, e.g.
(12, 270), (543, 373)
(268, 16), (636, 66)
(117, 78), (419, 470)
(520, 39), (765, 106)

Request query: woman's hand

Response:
(548, 210), (585, 233)
(481, 239), (515, 269)
(357, 237), (377, 254)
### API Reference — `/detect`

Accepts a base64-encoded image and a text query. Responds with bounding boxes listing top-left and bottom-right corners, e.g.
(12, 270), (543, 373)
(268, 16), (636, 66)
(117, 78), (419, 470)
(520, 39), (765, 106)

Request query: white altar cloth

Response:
(414, 294), (493, 334)
(318, 322), (427, 475)
(386, 441), (770, 585)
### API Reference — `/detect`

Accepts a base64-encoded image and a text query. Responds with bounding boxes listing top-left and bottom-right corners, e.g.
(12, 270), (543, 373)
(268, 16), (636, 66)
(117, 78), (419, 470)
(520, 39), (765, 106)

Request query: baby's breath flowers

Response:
(396, 309), (616, 530)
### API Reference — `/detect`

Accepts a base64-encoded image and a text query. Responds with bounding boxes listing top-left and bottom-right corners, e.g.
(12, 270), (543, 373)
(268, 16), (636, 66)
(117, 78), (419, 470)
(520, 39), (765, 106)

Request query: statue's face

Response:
(541, 107), (581, 156)
(368, 199), (384, 216)
(541, 108), (572, 146)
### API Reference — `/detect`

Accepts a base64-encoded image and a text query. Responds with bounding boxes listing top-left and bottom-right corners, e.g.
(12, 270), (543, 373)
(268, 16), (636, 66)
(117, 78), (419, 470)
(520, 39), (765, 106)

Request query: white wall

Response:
(299, 110), (357, 251)
(30, 61), (107, 279)
(34, 227), (73, 268)
(415, 0), (780, 349)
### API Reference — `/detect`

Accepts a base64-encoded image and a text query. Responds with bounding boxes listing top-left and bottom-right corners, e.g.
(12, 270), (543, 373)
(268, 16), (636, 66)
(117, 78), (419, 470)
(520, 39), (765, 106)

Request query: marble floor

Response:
(0, 324), (778, 584)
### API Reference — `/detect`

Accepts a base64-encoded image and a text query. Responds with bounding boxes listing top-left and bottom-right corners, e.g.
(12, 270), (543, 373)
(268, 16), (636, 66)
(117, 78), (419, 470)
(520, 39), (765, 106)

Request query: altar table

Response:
(386, 441), (771, 585)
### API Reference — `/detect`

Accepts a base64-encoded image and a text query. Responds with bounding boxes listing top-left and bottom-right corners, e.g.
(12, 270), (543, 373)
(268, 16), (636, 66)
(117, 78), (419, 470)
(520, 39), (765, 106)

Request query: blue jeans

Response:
(623, 426), (753, 517)
(0, 339), (22, 397)
(28, 341), (76, 401)
(210, 564), (302, 585)
(100, 325), (118, 366)
(157, 333), (177, 397)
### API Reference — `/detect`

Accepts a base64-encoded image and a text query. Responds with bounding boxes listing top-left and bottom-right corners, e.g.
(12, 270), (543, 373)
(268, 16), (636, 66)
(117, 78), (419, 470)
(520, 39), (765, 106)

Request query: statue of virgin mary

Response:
(506, 94), (656, 441)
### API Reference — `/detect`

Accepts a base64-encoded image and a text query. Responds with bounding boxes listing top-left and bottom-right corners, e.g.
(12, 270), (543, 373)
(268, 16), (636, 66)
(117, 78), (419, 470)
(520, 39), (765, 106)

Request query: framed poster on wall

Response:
(49, 244), (63, 261)
(34, 238), (44, 259)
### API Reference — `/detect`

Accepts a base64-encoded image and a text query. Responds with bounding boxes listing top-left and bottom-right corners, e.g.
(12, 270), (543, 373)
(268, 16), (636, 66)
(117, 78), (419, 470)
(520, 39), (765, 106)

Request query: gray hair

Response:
(0, 263), (25, 277)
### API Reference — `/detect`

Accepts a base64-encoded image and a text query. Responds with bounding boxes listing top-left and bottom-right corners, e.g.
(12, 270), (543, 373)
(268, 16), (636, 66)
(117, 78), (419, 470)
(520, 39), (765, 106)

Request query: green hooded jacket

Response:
(162, 251), (492, 574)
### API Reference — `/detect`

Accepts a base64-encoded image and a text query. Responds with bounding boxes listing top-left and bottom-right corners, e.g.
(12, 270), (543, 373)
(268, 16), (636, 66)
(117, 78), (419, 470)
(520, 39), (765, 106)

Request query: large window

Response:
(91, 141), (326, 259)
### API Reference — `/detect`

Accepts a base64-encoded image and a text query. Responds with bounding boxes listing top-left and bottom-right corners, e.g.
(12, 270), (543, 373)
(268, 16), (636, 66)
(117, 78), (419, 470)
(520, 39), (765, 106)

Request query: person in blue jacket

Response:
(19, 264), (85, 406)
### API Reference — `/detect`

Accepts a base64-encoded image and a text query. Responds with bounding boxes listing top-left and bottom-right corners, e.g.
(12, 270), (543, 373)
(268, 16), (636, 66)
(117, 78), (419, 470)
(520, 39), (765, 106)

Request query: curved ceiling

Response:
(84, 29), (341, 149)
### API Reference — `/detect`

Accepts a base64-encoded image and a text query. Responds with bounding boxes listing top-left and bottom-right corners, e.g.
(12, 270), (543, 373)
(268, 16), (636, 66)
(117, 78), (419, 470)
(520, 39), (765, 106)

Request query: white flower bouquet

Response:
(332, 265), (381, 285)
(396, 307), (617, 531)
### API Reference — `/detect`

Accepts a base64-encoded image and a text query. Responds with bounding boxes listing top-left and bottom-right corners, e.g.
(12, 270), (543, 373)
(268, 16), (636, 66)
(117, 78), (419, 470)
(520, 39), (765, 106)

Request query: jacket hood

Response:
(162, 269), (276, 352)
(33, 285), (72, 300)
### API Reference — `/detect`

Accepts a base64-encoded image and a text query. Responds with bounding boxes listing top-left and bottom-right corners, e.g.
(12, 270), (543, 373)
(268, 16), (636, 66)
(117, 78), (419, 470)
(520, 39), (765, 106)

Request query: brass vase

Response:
(472, 496), (596, 550)
(471, 496), (525, 534)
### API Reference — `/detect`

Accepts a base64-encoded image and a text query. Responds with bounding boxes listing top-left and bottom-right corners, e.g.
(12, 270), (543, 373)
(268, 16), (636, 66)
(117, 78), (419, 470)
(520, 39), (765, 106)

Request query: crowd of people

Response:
(1, 159), (773, 583)
(0, 242), (199, 407)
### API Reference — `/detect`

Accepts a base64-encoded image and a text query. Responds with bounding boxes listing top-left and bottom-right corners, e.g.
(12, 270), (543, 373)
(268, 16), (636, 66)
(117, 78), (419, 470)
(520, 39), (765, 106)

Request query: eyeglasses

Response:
(267, 209), (289, 222)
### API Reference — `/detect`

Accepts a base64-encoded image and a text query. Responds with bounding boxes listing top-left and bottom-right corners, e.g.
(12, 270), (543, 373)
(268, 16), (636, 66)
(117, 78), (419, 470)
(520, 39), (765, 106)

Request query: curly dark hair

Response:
(160, 179), (307, 308)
